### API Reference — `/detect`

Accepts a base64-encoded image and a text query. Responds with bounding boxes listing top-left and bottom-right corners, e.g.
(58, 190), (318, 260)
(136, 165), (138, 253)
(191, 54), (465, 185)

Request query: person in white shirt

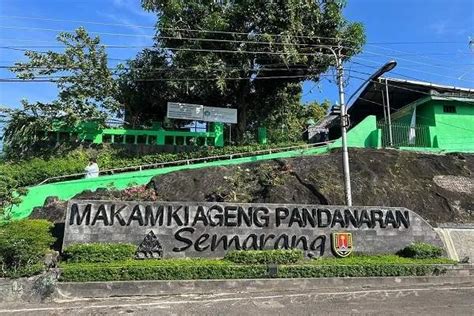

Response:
(84, 158), (100, 179)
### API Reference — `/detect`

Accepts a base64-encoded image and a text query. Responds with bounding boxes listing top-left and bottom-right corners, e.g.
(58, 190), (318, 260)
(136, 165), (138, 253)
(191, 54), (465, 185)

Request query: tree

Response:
(0, 27), (120, 158)
(0, 175), (27, 220)
(119, 0), (364, 141)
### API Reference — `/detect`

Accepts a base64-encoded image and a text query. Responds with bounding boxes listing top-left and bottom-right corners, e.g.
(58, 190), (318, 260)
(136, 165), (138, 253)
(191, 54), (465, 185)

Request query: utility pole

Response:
(335, 49), (353, 207)
(385, 78), (394, 147)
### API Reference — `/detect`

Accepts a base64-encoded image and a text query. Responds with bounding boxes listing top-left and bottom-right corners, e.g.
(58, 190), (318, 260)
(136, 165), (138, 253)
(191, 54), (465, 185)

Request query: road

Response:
(0, 283), (473, 315)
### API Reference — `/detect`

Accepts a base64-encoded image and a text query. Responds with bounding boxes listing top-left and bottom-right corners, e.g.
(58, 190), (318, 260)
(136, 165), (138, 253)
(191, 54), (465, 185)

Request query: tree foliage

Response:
(118, 0), (364, 141)
(0, 174), (27, 220)
(0, 27), (119, 158)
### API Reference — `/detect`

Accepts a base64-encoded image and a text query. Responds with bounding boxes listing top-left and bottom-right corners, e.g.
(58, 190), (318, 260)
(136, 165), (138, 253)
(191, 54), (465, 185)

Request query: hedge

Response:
(63, 243), (137, 263)
(58, 256), (455, 282)
(0, 263), (45, 279)
(0, 219), (55, 278)
(397, 242), (444, 259)
(224, 249), (303, 265)
(0, 142), (304, 187)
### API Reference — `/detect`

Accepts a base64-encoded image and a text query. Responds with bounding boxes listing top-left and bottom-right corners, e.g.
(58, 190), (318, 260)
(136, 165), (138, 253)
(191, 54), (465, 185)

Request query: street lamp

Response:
(347, 60), (397, 104)
(346, 60), (397, 147)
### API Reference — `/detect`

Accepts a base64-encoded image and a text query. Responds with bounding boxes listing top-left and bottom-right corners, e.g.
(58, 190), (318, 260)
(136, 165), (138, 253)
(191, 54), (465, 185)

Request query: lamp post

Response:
(314, 45), (354, 206)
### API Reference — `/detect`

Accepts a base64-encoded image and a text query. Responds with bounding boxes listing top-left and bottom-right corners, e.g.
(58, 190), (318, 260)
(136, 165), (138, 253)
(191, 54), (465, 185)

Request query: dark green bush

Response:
(0, 263), (45, 278)
(58, 256), (452, 282)
(397, 242), (444, 259)
(59, 259), (266, 282)
(277, 264), (447, 278)
(63, 243), (137, 263)
(224, 249), (304, 265)
(310, 254), (453, 265)
(0, 220), (55, 277)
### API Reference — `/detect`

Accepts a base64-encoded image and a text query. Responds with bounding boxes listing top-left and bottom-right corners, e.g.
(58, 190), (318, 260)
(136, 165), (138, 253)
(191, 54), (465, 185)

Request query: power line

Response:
(2, 33), (472, 83)
(0, 19), (353, 43)
(2, 38), (474, 61)
(0, 45), (340, 58)
(353, 57), (474, 83)
(0, 73), (335, 83)
(0, 36), (342, 49)
(0, 15), (468, 45)
(365, 43), (472, 67)
(4, 44), (472, 86)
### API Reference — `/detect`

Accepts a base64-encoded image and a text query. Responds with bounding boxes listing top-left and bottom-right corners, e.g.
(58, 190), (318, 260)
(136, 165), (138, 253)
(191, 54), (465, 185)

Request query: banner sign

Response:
(166, 102), (203, 120)
(63, 201), (443, 258)
(202, 106), (237, 124)
(167, 102), (237, 124)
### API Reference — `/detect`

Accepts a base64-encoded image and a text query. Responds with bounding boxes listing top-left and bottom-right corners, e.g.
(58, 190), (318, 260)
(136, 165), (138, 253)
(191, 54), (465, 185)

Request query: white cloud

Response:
(430, 20), (448, 35)
(110, 0), (156, 20)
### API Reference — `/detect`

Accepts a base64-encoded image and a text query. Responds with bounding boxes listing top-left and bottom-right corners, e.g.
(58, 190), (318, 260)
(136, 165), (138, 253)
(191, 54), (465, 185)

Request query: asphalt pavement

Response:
(0, 281), (473, 315)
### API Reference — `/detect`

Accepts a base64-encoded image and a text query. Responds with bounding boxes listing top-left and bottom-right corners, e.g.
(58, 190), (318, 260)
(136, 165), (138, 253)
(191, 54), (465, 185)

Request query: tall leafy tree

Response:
(0, 27), (120, 158)
(120, 0), (364, 141)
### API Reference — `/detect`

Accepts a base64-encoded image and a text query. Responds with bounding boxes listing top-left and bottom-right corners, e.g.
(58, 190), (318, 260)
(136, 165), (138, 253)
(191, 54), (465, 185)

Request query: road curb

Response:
(56, 273), (474, 299)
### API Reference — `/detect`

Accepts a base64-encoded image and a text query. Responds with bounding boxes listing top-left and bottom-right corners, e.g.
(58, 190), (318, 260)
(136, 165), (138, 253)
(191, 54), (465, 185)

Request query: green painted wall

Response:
(387, 98), (473, 151)
(431, 100), (474, 152)
(49, 122), (225, 147)
(331, 115), (381, 149)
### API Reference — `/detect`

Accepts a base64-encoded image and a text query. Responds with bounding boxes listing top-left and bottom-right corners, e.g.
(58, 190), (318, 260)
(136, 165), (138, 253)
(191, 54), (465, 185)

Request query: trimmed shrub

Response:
(60, 260), (267, 282)
(277, 264), (447, 278)
(309, 254), (453, 265)
(63, 243), (137, 263)
(397, 243), (444, 259)
(58, 257), (452, 282)
(0, 220), (55, 277)
(225, 249), (304, 265)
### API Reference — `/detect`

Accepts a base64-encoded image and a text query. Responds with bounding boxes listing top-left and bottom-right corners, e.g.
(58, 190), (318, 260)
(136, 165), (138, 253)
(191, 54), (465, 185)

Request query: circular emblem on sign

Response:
(204, 110), (211, 117)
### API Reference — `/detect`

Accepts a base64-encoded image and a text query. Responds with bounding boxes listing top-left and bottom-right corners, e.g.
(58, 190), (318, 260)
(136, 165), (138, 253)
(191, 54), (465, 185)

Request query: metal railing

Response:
(377, 122), (431, 148)
(38, 141), (333, 185)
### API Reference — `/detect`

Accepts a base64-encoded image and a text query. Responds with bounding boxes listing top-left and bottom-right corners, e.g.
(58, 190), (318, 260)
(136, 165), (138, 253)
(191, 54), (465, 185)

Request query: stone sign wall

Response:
(63, 200), (443, 258)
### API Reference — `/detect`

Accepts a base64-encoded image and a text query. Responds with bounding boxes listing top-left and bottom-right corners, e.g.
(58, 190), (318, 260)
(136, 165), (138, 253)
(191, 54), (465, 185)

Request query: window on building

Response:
(443, 105), (456, 113)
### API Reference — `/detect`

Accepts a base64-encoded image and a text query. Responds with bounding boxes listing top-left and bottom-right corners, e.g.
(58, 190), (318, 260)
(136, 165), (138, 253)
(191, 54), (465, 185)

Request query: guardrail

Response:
(38, 141), (333, 185)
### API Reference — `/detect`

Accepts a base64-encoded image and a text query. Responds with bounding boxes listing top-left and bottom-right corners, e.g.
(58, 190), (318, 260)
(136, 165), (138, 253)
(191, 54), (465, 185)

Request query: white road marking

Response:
(1, 286), (473, 313)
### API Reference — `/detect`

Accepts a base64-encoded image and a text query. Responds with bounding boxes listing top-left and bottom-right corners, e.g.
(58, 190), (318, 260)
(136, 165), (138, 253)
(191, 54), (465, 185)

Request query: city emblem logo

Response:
(331, 232), (353, 257)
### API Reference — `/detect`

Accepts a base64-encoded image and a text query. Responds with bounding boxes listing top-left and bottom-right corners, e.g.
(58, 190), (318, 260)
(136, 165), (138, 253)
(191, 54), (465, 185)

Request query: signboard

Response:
(202, 106), (237, 124)
(167, 102), (203, 120)
(63, 200), (443, 259)
(167, 102), (237, 124)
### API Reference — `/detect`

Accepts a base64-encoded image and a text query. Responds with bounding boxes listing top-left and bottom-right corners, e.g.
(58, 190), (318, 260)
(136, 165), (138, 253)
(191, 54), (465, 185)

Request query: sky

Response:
(0, 0), (473, 112)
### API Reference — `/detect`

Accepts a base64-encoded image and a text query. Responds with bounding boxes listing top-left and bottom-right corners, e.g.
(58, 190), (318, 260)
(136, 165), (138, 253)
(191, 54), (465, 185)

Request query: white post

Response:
(385, 78), (394, 147)
(336, 51), (353, 207)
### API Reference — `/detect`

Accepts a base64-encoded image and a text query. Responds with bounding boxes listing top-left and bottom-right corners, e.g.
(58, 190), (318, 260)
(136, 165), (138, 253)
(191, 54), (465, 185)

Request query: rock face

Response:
(29, 197), (67, 223)
(31, 148), (474, 225)
(149, 148), (474, 225)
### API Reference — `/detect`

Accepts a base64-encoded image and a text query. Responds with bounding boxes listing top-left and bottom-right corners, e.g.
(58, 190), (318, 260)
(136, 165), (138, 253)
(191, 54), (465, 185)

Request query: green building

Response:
(346, 77), (474, 153)
(46, 121), (225, 147)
